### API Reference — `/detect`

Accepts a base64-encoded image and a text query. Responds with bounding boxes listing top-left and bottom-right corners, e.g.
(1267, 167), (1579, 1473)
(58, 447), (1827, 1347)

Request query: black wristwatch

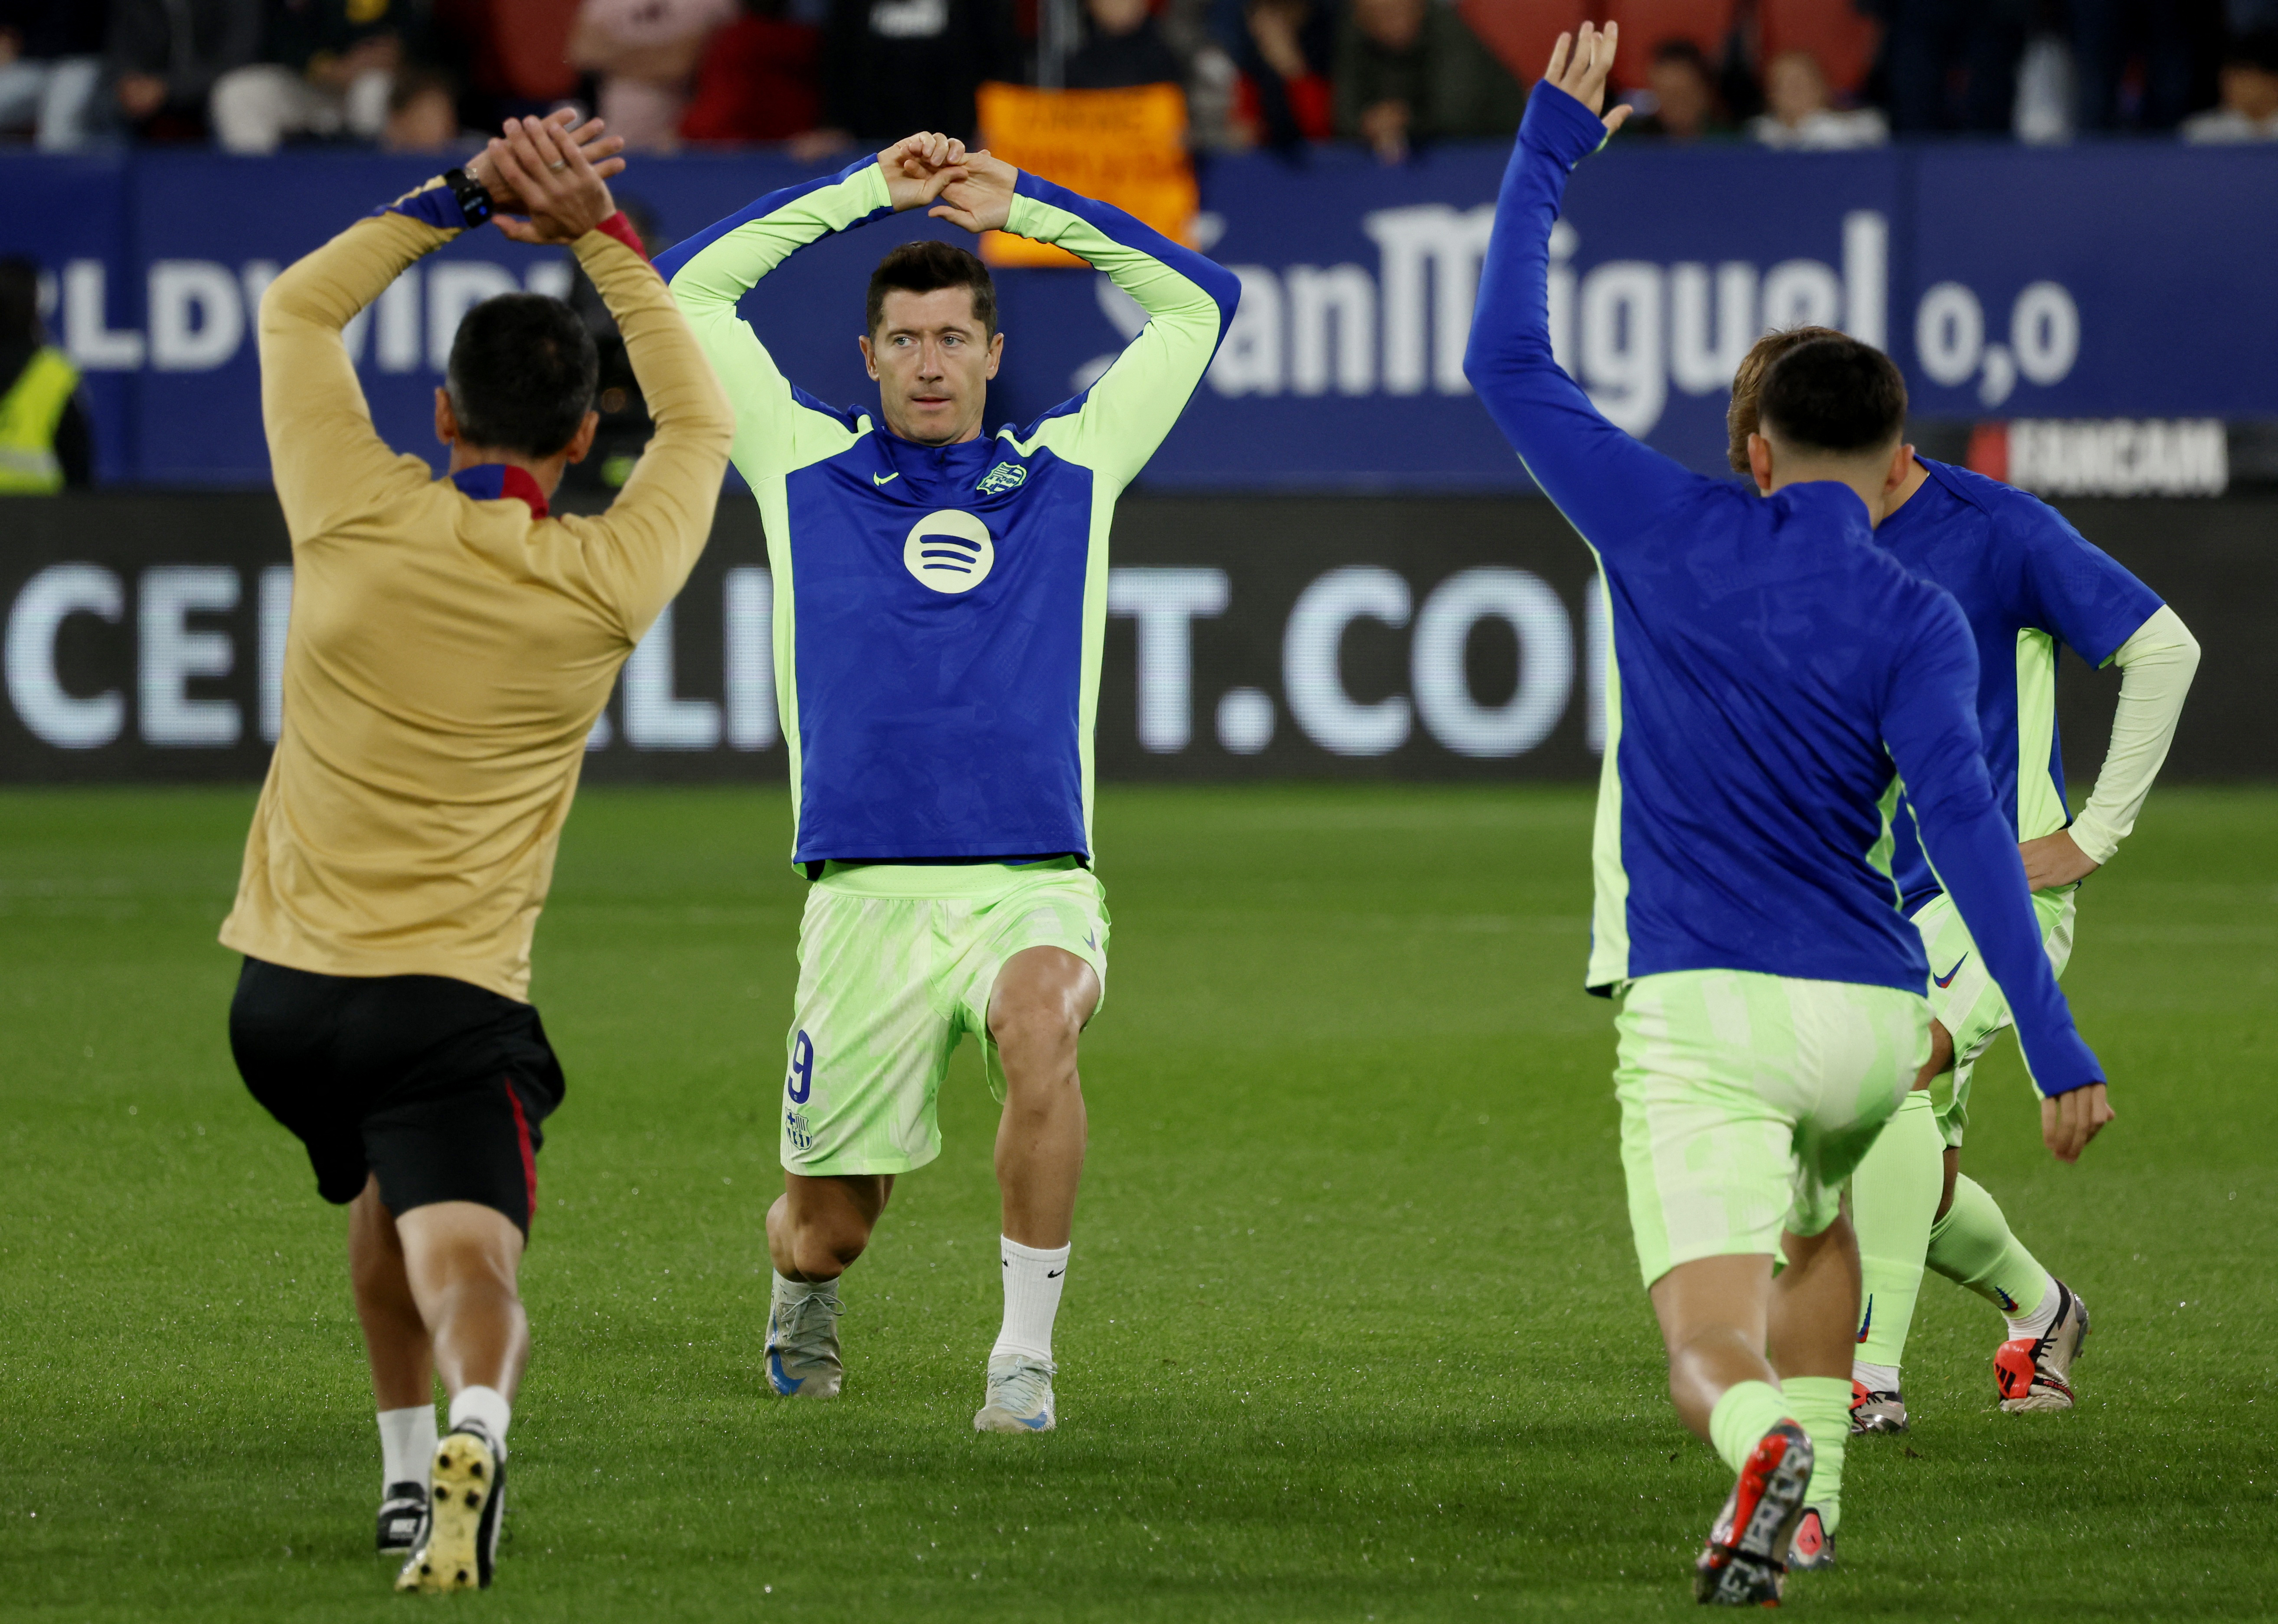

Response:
(443, 166), (494, 229)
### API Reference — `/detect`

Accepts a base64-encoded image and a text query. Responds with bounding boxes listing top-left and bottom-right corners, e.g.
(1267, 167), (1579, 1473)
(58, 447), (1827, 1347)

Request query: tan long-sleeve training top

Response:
(219, 187), (734, 1002)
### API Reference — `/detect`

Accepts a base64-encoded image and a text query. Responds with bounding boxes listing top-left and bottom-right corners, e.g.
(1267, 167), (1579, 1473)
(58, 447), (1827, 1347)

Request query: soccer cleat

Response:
(1693, 1419), (1814, 1606)
(973, 1353), (1057, 1433)
(394, 1425), (506, 1593)
(1996, 1280), (2089, 1413)
(1849, 1378), (1908, 1435)
(1786, 1508), (1836, 1572)
(765, 1280), (843, 1399)
(375, 1480), (427, 1554)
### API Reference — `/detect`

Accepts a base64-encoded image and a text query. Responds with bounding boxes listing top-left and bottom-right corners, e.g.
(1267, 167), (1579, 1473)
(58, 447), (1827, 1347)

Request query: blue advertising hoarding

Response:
(1, 140), (2272, 488)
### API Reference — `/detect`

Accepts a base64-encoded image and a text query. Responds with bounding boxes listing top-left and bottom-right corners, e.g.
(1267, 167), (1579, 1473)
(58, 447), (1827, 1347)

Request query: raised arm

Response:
(260, 189), (465, 541)
(1881, 592), (2107, 1153)
(1461, 28), (1697, 538)
(261, 113), (626, 541)
(655, 156), (892, 479)
(980, 169), (1239, 487)
(484, 114), (735, 642)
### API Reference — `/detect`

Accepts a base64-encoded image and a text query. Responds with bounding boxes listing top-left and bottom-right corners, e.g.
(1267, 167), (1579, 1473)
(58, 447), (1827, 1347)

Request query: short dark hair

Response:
(1726, 323), (1843, 471)
(866, 240), (997, 337)
(1755, 333), (1908, 461)
(0, 256), (41, 347)
(445, 292), (598, 458)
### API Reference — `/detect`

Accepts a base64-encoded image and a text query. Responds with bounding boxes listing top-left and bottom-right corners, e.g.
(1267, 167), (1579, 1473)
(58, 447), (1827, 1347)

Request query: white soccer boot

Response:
(765, 1278), (844, 1399)
(1849, 1378), (1909, 1435)
(1995, 1280), (2089, 1413)
(973, 1353), (1056, 1433)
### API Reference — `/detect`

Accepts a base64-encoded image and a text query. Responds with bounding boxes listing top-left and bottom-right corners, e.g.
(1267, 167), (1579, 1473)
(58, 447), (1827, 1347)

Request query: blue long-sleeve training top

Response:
(655, 157), (1240, 867)
(1877, 457), (2162, 913)
(1464, 85), (2101, 1098)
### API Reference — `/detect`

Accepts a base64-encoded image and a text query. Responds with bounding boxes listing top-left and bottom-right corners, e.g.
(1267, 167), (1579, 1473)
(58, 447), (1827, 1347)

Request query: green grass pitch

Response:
(2, 784), (2272, 1621)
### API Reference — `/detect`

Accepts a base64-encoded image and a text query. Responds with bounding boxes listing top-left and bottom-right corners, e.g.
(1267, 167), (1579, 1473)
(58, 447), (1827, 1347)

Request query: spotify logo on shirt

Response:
(903, 510), (995, 594)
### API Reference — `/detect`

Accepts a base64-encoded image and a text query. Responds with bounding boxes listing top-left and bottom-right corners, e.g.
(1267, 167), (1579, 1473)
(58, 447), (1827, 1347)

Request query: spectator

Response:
(0, 0), (107, 149)
(381, 61), (461, 148)
(1882, 0), (2029, 135)
(1749, 47), (1888, 147)
(811, 0), (1014, 149)
(433, 0), (581, 124)
(678, 0), (822, 142)
(1231, 0), (1332, 148)
(2182, 27), (2278, 138)
(1067, 0), (1184, 89)
(1333, 0), (1523, 162)
(2072, 0), (2224, 132)
(108, 0), (262, 139)
(209, 0), (427, 154)
(0, 257), (94, 492)
(1622, 37), (1731, 140)
(569, 0), (735, 152)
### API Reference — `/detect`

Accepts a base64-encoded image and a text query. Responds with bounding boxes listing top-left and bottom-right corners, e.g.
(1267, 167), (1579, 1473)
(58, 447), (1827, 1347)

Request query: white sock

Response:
(377, 1405), (437, 1493)
(2004, 1278), (2063, 1342)
(447, 1385), (512, 1455)
(1852, 1359), (1901, 1392)
(992, 1236), (1070, 1364)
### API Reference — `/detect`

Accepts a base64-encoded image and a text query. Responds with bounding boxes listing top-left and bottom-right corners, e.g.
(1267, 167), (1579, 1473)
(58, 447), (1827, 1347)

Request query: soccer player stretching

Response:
(656, 135), (1237, 1430)
(1466, 28), (2110, 1601)
(221, 114), (732, 1589)
(1729, 333), (2196, 1431)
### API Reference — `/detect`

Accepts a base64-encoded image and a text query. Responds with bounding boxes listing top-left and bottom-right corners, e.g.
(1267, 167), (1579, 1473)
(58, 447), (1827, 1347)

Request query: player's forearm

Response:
(261, 201), (454, 345)
(1463, 94), (1578, 406)
(655, 157), (892, 313)
(1913, 794), (2102, 1097)
(260, 189), (459, 535)
(1462, 85), (1693, 535)
(2068, 604), (2200, 864)
(1006, 174), (1239, 340)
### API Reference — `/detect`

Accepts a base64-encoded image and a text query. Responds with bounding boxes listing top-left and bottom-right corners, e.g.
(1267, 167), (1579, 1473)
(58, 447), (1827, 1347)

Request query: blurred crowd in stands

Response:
(2, 0), (2274, 159)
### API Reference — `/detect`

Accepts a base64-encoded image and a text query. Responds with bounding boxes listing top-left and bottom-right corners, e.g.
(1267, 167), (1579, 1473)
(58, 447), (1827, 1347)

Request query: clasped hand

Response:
(875, 131), (1017, 236)
(470, 110), (628, 245)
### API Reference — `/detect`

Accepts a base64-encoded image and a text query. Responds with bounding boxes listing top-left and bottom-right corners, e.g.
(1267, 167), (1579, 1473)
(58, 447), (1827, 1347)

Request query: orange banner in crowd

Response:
(975, 82), (1198, 269)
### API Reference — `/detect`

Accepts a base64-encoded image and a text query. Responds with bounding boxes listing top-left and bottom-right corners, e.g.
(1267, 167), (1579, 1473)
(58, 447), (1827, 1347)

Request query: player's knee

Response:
(789, 1210), (871, 1277)
(989, 993), (1083, 1077)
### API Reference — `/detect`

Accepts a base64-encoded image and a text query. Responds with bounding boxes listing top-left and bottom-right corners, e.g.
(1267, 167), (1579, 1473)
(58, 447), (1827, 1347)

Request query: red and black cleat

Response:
(1694, 1420), (1816, 1606)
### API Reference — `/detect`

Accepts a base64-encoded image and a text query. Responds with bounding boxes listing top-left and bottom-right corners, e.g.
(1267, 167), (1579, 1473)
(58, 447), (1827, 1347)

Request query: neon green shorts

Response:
(1911, 885), (2075, 1149)
(778, 859), (1108, 1178)
(1615, 969), (1929, 1291)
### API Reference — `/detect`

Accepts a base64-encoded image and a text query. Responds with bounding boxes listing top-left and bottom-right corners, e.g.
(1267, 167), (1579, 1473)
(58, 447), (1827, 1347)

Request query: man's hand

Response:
(1543, 20), (1632, 136)
(468, 108), (624, 215)
(877, 132), (968, 212)
(2041, 1082), (2113, 1163)
(929, 150), (1017, 235)
(485, 115), (622, 245)
(2020, 829), (2099, 891)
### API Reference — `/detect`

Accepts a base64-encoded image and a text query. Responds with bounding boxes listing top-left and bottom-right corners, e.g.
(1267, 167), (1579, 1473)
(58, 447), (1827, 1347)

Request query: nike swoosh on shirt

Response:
(1933, 955), (1969, 988)
(873, 471), (900, 486)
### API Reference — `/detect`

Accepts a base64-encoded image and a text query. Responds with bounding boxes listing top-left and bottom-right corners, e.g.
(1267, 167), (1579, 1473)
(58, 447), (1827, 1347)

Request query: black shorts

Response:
(229, 957), (565, 1235)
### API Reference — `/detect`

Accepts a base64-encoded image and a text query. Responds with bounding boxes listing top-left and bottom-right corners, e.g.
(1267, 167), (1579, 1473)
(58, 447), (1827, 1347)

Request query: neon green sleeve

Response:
(662, 162), (893, 481)
(1001, 180), (1239, 489)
